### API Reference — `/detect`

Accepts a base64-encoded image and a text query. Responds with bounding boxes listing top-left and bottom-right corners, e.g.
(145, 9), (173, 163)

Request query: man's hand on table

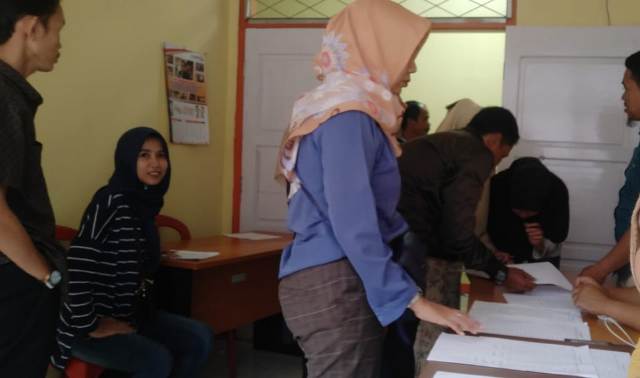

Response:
(504, 267), (536, 293)
(578, 263), (608, 285)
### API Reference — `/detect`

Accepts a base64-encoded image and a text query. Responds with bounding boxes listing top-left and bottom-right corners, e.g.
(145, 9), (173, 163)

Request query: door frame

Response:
(231, 1), (518, 231)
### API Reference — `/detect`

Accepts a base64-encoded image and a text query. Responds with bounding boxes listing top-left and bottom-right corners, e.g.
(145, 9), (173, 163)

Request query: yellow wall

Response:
(30, 0), (238, 237)
(517, 0), (640, 26)
(402, 32), (506, 131)
(31, 0), (238, 235)
(28, 0), (640, 235)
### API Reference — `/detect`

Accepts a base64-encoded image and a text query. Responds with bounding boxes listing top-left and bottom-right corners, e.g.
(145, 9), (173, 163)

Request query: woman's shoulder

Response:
(316, 110), (383, 144)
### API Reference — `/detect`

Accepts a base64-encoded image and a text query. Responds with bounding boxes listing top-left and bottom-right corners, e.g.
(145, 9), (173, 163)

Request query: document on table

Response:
(508, 261), (573, 290)
(469, 301), (590, 341)
(168, 250), (219, 260)
(434, 373), (500, 378)
(224, 232), (281, 240)
(590, 348), (631, 378)
(504, 285), (577, 311)
(427, 334), (598, 378)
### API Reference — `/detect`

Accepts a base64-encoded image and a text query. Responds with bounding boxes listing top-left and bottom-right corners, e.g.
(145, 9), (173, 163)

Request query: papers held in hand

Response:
(508, 261), (573, 290)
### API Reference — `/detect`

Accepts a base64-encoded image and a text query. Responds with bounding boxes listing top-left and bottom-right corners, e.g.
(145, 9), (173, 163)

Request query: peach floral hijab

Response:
(276, 0), (431, 195)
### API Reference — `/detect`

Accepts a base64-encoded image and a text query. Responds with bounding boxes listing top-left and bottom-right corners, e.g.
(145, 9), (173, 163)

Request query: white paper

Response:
(469, 301), (590, 341)
(169, 250), (219, 260)
(427, 334), (598, 378)
(508, 262), (573, 290)
(224, 232), (281, 241)
(434, 373), (500, 378)
(590, 348), (631, 378)
(471, 300), (582, 322)
(504, 285), (576, 311)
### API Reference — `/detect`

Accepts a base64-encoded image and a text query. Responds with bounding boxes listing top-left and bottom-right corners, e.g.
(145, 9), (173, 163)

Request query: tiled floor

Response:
(202, 340), (303, 378)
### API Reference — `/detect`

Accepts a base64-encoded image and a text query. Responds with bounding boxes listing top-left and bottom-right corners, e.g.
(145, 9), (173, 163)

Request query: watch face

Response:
(50, 270), (62, 285)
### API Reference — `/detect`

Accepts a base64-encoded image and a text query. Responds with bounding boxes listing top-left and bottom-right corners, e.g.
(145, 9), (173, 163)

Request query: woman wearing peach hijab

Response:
(276, 1), (479, 376)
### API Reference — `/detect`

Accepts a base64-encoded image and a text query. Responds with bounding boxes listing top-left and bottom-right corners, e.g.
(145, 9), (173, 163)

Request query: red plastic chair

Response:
(155, 214), (192, 241)
(55, 225), (105, 378)
(55, 225), (78, 241)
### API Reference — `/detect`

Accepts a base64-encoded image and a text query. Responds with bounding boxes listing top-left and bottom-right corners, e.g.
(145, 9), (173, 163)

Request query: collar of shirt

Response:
(0, 59), (43, 110)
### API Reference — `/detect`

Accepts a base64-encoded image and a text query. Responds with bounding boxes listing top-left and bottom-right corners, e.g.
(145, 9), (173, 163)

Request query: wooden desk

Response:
(160, 234), (292, 333)
(159, 234), (292, 378)
(419, 277), (638, 378)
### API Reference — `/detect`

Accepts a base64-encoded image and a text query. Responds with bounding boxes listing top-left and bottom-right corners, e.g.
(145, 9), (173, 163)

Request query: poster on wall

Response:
(163, 42), (209, 144)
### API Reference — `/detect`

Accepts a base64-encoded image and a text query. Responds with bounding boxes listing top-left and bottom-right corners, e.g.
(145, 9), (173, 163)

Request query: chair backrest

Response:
(55, 225), (78, 241)
(155, 214), (191, 241)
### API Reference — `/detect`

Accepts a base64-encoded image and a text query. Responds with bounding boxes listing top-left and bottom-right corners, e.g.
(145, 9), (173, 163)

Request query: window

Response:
(247, 0), (512, 24)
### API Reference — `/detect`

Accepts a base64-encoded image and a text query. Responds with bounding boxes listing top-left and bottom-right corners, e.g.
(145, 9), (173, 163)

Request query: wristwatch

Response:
(494, 268), (507, 285)
(43, 270), (62, 289)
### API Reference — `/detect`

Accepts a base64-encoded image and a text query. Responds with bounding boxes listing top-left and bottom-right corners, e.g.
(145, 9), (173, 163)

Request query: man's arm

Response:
(0, 185), (50, 281)
(579, 230), (630, 283)
(573, 279), (640, 331)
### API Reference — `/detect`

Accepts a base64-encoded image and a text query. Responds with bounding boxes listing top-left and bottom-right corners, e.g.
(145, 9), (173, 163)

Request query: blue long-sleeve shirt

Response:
(279, 111), (417, 326)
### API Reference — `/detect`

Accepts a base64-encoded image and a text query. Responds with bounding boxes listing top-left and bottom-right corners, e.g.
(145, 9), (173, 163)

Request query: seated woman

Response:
(488, 157), (569, 267)
(51, 127), (212, 377)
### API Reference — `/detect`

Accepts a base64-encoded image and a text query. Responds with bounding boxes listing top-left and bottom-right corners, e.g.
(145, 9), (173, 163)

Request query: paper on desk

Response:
(504, 285), (576, 311)
(434, 373), (500, 378)
(508, 261), (573, 290)
(471, 300), (582, 322)
(169, 250), (219, 260)
(224, 232), (281, 240)
(590, 348), (631, 378)
(427, 334), (598, 378)
(469, 301), (590, 341)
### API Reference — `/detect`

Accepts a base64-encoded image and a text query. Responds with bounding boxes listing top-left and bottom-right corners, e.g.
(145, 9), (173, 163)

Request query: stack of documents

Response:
(504, 285), (576, 310)
(167, 250), (219, 260)
(469, 300), (590, 341)
(224, 232), (281, 240)
(508, 261), (573, 290)
(427, 334), (630, 378)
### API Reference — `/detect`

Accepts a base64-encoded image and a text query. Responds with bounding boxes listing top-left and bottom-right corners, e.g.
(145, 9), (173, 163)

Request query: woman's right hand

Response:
(409, 297), (481, 336)
(89, 317), (135, 338)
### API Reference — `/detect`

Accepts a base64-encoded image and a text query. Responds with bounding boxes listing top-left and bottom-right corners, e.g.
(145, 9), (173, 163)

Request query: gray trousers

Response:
(279, 259), (384, 378)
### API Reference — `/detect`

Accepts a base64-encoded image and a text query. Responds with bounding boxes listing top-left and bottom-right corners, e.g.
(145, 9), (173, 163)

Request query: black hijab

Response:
(488, 157), (569, 262)
(97, 127), (171, 272)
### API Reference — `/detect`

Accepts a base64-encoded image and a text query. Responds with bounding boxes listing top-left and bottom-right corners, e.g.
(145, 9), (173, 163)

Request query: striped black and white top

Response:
(51, 192), (149, 369)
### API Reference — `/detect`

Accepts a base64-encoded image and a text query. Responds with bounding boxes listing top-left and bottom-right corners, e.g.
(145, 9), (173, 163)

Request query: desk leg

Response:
(226, 330), (237, 378)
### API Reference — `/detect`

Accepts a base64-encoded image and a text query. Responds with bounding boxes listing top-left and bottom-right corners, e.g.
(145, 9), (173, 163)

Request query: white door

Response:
(502, 26), (640, 270)
(241, 28), (323, 232)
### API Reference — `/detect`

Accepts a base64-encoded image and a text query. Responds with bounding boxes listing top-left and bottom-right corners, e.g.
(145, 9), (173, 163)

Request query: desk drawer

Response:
(190, 254), (281, 333)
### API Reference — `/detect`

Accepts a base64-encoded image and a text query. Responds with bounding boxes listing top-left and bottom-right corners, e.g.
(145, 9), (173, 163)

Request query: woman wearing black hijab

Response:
(488, 157), (570, 267)
(52, 128), (212, 377)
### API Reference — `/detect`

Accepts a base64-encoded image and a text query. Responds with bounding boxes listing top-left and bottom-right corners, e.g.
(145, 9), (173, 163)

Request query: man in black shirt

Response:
(383, 107), (536, 377)
(0, 1), (66, 376)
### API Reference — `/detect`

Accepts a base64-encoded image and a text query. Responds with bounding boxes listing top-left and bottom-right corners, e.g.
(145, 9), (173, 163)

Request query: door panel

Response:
(241, 29), (323, 232)
(502, 27), (640, 267)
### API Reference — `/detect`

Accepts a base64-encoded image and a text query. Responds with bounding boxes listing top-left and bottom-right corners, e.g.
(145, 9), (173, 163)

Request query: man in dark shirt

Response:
(398, 100), (430, 144)
(580, 50), (640, 285)
(0, 1), (66, 376)
(383, 107), (536, 377)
